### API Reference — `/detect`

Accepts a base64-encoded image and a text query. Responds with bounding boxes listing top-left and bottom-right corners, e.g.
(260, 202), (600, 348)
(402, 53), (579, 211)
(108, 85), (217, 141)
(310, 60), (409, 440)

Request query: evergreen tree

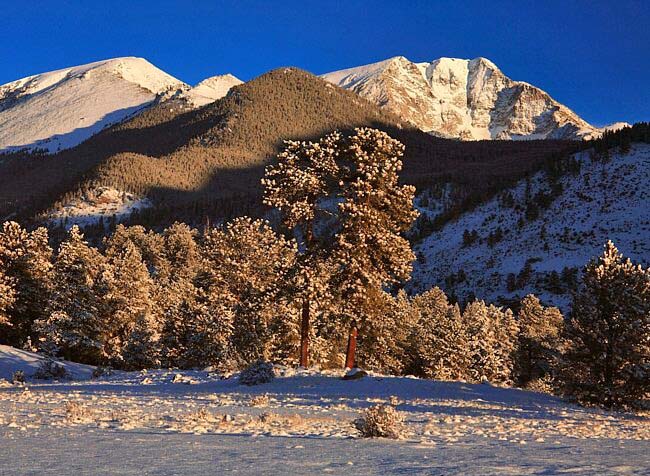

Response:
(156, 223), (201, 367)
(98, 241), (157, 369)
(409, 287), (470, 380)
(34, 226), (104, 363)
(463, 300), (519, 384)
(514, 294), (564, 386)
(357, 290), (416, 375)
(0, 270), (15, 326)
(103, 224), (165, 275)
(262, 128), (417, 366)
(0, 222), (53, 346)
(198, 217), (297, 367)
(180, 294), (235, 370)
(563, 241), (650, 408)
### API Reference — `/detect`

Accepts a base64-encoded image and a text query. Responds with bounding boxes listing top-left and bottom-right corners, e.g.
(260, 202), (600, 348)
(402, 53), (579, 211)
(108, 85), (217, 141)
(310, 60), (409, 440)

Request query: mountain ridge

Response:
(323, 56), (609, 141)
(0, 57), (242, 153)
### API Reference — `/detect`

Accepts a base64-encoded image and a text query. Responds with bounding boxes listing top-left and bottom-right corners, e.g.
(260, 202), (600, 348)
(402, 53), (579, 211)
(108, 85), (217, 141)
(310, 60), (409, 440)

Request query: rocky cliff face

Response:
(323, 56), (600, 140)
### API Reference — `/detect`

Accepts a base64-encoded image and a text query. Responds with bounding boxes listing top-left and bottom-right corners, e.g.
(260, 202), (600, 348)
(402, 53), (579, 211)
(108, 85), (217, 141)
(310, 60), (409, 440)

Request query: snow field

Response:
(1, 346), (649, 474)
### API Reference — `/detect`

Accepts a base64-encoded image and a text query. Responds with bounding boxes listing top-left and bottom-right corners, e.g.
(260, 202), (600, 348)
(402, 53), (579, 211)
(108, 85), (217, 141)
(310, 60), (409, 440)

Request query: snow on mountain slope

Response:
(323, 56), (600, 141)
(45, 186), (152, 229)
(183, 74), (243, 107)
(601, 121), (633, 133)
(410, 144), (650, 309)
(0, 57), (186, 153)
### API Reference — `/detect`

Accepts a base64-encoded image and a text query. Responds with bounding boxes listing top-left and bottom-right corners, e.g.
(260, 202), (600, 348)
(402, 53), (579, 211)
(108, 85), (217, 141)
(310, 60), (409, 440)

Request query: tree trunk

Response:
(345, 320), (358, 369)
(299, 299), (310, 368)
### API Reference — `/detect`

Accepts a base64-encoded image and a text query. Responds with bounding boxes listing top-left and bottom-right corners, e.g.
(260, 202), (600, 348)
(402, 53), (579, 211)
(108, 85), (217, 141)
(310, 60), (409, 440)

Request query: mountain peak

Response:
(469, 56), (499, 70)
(323, 55), (599, 140)
(0, 57), (186, 153)
(184, 73), (243, 107)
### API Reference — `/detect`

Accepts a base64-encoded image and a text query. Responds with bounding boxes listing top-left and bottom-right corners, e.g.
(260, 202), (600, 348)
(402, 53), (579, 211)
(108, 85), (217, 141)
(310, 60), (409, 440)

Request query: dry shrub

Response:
(258, 411), (279, 424)
(524, 375), (558, 395)
(249, 394), (270, 407)
(65, 401), (92, 423)
(11, 370), (25, 385)
(257, 411), (302, 428)
(92, 366), (113, 379)
(354, 404), (406, 439)
(189, 408), (220, 424)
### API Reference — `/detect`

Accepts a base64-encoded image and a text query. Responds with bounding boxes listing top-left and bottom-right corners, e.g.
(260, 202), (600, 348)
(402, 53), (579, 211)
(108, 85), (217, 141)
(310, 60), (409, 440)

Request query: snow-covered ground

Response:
(1, 345), (649, 475)
(411, 144), (650, 309)
(45, 186), (152, 229)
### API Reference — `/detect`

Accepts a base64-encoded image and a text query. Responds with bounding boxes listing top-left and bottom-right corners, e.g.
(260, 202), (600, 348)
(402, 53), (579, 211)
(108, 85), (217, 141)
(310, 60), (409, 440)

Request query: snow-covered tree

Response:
(97, 240), (157, 369)
(0, 270), (16, 326)
(408, 287), (470, 380)
(155, 223), (201, 367)
(356, 290), (416, 375)
(262, 128), (417, 366)
(563, 241), (650, 408)
(180, 295), (235, 370)
(0, 222), (53, 346)
(514, 294), (564, 386)
(34, 226), (104, 363)
(463, 300), (519, 384)
(198, 217), (297, 367)
(103, 224), (165, 276)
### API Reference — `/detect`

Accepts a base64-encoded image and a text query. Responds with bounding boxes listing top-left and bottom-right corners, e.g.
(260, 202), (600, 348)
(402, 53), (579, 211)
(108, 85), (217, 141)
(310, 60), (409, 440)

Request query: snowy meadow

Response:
(1, 347), (649, 475)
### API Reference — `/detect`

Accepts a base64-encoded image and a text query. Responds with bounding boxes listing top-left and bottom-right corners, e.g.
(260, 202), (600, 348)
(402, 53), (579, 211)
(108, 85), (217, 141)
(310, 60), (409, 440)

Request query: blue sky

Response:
(1, 0), (648, 125)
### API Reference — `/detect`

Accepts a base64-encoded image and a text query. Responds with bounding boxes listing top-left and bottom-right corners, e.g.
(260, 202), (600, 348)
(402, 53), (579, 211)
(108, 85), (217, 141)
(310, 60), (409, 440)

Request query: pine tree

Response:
(103, 224), (165, 275)
(0, 222), (53, 346)
(156, 223), (201, 367)
(198, 217), (297, 367)
(34, 226), (104, 363)
(409, 288), (470, 380)
(98, 240), (157, 369)
(514, 294), (564, 386)
(0, 270), (15, 326)
(181, 293), (235, 370)
(356, 290), (416, 375)
(262, 128), (417, 366)
(158, 278), (200, 368)
(463, 300), (519, 384)
(563, 241), (650, 408)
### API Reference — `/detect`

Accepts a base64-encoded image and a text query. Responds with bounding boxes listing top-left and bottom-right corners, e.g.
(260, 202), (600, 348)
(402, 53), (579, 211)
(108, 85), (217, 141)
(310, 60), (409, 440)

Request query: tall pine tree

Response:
(0, 222), (53, 346)
(262, 128), (417, 367)
(409, 288), (470, 380)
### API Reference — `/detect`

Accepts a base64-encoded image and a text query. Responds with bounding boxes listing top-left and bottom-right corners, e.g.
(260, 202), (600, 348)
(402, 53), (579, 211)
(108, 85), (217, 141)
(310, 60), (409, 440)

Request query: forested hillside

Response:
(0, 69), (574, 230)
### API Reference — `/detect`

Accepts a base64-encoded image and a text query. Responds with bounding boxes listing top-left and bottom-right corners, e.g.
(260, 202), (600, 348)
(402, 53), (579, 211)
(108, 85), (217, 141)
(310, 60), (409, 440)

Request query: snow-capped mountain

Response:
(410, 144), (650, 309)
(323, 56), (604, 141)
(183, 74), (243, 107)
(600, 121), (632, 133)
(0, 57), (187, 153)
(0, 57), (243, 154)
